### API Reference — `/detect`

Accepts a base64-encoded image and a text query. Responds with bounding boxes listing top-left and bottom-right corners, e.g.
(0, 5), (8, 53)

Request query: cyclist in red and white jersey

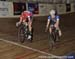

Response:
(16, 10), (33, 39)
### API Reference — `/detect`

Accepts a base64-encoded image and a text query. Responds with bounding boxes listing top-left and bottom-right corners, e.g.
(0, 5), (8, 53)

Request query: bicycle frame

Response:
(49, 26), (59, 49)
(18, 22), (33, 43)
(18, 22), (28, 43)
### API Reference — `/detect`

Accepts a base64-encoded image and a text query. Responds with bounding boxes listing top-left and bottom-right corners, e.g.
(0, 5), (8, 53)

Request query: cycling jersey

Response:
(48, 15), (60, 25)
(20, 11), (32, 21)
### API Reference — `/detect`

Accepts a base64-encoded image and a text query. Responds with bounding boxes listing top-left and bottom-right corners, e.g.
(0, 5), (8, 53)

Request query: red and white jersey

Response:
(20, 11), (32, 21)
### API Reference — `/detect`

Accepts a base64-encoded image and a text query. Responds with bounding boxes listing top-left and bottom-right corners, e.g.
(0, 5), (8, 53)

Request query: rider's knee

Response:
(56, 26), (60, 30)
(23, 22), (28, 26)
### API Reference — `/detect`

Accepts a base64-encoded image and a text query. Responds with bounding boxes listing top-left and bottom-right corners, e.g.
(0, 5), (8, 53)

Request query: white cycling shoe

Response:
(27, 35), (31, 40)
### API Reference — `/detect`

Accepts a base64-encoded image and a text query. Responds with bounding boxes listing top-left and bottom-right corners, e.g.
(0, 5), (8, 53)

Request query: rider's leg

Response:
(58, 28), (62, 37)
(54, 23), (62, 37)
(49, 27), (52, 35)
(56, 27), (62, 37)
(23, 20), (32, 39)
(28, 21), (32, 34)
(27, 21), (32, 39)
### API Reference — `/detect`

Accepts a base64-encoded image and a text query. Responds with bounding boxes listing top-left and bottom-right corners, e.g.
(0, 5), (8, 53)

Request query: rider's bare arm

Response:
(16, 16), (22, 27)
(45, 19), (50, 31)
(19, 12), (24, 23)
(19, 17), (22, 23)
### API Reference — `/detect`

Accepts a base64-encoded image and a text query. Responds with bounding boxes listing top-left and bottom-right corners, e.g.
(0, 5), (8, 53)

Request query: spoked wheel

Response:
(49, 30), (60, 50)
(55, 30), (60, 42)
(49, 33), (55, 50)
(18, 26), (25, 43)
(17, 23), (33, 43)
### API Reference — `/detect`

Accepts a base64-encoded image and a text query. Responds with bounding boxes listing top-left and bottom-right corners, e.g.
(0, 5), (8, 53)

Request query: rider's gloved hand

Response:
(16, 22), (21, 27)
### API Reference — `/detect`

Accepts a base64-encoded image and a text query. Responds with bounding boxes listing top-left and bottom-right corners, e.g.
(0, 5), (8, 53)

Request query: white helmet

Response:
(50, 10), (55, 15)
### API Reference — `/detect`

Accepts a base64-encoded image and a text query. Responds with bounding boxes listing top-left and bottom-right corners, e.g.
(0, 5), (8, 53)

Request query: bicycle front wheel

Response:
(18, 27), (25, 43)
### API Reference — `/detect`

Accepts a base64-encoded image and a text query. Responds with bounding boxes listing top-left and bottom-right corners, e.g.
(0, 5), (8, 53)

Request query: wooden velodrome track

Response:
(0, 13), (75, 59)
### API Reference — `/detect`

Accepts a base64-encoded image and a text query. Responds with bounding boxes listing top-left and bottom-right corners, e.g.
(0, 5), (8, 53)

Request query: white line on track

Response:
(0, 38), (60, 58)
